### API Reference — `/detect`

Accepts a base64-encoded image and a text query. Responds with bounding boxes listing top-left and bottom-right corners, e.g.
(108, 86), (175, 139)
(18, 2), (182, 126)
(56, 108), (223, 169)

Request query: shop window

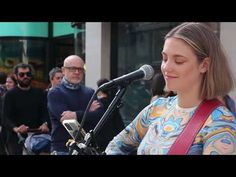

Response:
(113, 22), (181, 125)
(0, 38), (48, 89)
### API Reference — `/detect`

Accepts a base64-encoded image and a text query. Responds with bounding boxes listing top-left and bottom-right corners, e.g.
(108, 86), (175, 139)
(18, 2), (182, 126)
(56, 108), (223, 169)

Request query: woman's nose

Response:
(162, 60), (173, 72)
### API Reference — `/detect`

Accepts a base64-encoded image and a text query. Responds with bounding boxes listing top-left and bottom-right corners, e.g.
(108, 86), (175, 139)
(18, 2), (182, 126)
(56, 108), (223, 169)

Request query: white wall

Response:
(220, 22), (236, 100)
(85, 22), (111, 90)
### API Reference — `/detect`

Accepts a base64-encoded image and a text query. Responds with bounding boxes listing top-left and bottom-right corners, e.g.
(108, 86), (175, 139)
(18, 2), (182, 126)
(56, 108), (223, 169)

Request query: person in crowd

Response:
(2, 63), (50, 155)
(105, 22), (236, 155)
(0, 72), (7, 97)
(0, 72), (8, 154)
(44, 67), (64, 131)
(47, 67), (63, 90)
(5, 74), (17, 91)
(95, 78), (125, 151)
(47, 55), (105, 155)
(0, 73), (17, 154)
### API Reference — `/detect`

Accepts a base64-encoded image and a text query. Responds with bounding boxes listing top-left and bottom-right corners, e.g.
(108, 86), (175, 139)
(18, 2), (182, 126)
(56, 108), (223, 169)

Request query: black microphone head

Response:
(139, 65), (154, 80)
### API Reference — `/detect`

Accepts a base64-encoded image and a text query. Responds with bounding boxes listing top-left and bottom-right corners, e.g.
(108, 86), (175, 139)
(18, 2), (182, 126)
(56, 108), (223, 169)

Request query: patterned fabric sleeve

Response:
(201, 106), (236, 154)
(105, 104), (153, 155)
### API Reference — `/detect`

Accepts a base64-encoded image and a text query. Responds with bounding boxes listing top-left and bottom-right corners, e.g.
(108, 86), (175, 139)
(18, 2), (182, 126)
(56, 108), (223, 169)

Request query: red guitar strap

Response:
(168, 99), (222, 155)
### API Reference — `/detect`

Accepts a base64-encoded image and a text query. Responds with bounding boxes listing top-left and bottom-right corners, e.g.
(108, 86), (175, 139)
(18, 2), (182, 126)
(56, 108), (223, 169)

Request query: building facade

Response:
(0, 22), (235, 125)
(0, 22), (82, 88)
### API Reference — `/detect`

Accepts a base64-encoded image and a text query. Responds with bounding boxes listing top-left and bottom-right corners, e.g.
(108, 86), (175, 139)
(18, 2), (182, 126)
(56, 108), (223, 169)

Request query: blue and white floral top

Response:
(105, 96), (236, 155)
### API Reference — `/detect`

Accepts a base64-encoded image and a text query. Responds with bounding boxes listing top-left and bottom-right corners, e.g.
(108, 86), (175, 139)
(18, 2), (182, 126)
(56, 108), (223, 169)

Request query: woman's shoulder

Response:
(200, 106), (236, 149)
(210, 106), (236, 123)
(201, 106), (236, 134)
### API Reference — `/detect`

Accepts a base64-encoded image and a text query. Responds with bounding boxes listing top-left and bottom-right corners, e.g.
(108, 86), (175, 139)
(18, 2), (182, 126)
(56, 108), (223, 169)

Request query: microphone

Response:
(99, 64), (154, 90)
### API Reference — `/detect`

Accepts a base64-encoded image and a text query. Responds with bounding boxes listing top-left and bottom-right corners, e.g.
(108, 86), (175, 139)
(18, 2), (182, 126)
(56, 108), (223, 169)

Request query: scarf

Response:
(61, 77), (81, 90)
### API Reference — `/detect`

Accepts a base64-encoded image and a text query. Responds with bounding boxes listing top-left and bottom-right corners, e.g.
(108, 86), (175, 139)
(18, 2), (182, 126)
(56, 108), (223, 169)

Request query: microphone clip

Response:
(67, 130), (104, 155)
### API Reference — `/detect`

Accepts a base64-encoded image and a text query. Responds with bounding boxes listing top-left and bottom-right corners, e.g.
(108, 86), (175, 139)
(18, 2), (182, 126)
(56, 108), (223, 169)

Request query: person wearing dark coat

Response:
(2, 63), (49, 155)
(47, 55), (105, 154)
(95, 78), (125, 151)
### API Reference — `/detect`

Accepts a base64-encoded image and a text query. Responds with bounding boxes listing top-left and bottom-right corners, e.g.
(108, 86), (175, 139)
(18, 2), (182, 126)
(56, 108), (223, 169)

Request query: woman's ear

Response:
(199, 57), (210, 73)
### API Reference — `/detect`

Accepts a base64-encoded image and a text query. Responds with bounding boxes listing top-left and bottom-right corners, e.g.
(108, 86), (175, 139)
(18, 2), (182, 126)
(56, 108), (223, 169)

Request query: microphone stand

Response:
(86, 86), (126, 145)
(69, 85), (127, 155)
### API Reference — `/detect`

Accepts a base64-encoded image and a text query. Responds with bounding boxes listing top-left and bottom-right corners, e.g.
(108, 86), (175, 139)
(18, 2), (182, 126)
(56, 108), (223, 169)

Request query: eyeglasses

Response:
(64, 67), (85, 73)
(17, 72), (32, 78)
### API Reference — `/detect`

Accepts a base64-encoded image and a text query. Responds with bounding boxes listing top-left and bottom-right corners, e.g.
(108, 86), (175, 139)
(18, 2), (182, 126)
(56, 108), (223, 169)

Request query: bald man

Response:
(47, 55), (104, 155)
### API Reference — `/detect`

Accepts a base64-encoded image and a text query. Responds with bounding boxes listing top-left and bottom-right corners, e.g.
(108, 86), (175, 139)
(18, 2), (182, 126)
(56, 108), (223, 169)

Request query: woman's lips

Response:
(164, 75), (177, 79)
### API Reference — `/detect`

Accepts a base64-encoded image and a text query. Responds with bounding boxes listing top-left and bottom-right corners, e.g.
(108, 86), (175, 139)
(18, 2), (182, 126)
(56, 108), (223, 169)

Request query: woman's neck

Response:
(177, 91), (203, 108)
(176, 80), (204, 108)
(178, 97), (202, 108)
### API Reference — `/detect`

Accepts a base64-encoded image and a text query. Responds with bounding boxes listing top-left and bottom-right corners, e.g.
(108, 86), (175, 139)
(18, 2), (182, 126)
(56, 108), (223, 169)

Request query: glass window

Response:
(0, 38), (48, 89)
(51, 35), (74, 68)
(113, 22), (180, 125)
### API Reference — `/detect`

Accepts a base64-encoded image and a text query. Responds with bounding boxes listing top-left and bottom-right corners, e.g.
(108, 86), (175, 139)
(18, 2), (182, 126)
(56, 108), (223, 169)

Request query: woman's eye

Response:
(175, 61), (184, 64)
(162, 58), (167, 62)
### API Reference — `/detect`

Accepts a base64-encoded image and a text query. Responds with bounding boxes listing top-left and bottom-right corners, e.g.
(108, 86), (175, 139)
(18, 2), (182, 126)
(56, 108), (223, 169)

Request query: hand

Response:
(60, 111), (77, 122)
(13, 124), (29, 134)
(89, 100), (101, 112)
(38, 123), (49, 133)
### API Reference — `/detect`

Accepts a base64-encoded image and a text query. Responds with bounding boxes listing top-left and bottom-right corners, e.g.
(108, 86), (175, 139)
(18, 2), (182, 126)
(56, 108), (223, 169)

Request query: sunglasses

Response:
(18, 72), (32, 78)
